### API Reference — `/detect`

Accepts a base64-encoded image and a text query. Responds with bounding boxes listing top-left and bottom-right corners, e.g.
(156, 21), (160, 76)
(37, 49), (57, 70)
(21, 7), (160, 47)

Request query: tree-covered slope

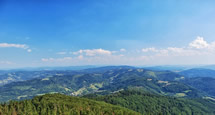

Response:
(0, 68), (203, 102)
(0, 73), (106, 102)
(0, 93), (140, 115)
(0, 67), (215, 114)
(85, 90), (215, 115)
(181, 77), (215, 97)
(99, 69), (202, 98)
(0, 70), (79, 86)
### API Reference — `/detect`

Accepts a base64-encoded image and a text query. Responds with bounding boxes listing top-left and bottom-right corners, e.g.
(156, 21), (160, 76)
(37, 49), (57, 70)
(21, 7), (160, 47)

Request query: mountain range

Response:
(0, 66), (215, 114)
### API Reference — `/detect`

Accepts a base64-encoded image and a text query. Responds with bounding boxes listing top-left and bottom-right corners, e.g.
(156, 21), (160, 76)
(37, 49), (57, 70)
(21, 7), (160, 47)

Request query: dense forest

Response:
(0, 93), (140, 115)
(1, 90), (215, 115)
(85, 90), (215, 115)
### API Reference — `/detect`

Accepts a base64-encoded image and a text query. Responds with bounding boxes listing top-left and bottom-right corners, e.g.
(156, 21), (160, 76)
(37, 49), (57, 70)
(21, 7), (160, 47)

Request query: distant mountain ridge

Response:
(200, 65), (215, 70)
(179, 68), (215, 78)
(0, 70), (80, 86)
(0, 66), (133, 86)
(2, 65), (98, 71)
(1, 65), (215, 86)
(0, 66), (205, 102)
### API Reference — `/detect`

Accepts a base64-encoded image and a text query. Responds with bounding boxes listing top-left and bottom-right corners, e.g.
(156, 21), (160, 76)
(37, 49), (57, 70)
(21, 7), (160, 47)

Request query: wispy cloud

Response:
(41, 36), (215, 65)
(41, 57), (73, 62)
(27, 49), (32, 52)
(72, 49), (112, 56)
(42, 49), (124, 65)
(141, 36), (215, 57)
(0, 43), (28, 49)
(0, 43), (32, 52)
(134, 36), (215, 65)
(142, 47), (158, 53)
(0, 61), (14, 65)
(120, 48), (126, 52)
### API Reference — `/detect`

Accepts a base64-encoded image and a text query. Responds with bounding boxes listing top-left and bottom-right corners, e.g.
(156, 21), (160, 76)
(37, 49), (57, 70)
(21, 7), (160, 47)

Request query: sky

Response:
(1, 0), (215, 69)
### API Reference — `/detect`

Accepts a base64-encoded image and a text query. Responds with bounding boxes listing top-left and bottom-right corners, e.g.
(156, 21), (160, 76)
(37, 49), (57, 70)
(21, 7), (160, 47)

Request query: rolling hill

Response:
(0, 70), (79, 86)
(0, 93), (140, 115)
(0, 67), (204, 102)
(85, 90), (215, 114)
(181, 77), (215, 97)
(0, 66), (215, 114)
(179, 68), (215, 78)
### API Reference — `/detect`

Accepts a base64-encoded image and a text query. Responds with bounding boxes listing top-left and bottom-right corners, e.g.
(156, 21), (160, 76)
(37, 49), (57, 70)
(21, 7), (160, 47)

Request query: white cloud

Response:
(41, 49), (125, 65)
(120, 48), (126, 52)
(41, 58), (53, 62)
(167, 47), (184, 53)
(40, 36), (215, 66)
(73, 49), (112, 56)
(189, 36), (209, 49)
(141, 46), (203, 58)
(0, 43), (32, 52)
(0, 43), (28, 49)
(27, 49), (32, 52)
(41, 57), (73, 62)
(134, 36), (215, 65)
(0, 61), (14, 65)
(140, 36), (215, 57)
(142, 47), (158, 52)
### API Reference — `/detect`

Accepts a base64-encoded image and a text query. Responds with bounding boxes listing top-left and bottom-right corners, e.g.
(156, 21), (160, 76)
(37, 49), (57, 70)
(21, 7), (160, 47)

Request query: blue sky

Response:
(1, 0), (215, 69)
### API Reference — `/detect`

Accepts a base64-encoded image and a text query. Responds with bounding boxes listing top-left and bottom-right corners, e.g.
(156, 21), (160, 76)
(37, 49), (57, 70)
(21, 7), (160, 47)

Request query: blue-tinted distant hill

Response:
(81, 65), (135, 73)
(181, 77), (215, 97)
(142, 65), (192, 72)
(178, 68), (215, 97)
(142, 65), (215, 72)
(0, 70), (80, 86)
(7, 65), (98, 71)
(179, 68), (215, 78)
(199, 65), (215, 70)
(0, 66), (134, 86)
(0, 67), (203, 102)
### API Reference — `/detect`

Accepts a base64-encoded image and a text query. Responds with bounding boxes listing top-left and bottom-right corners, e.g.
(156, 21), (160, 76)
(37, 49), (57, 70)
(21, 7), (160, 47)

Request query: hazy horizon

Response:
(1, 64), (215, 70)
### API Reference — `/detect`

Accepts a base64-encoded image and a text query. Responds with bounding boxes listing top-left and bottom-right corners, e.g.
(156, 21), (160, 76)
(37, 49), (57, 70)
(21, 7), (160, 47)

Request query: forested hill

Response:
(1, 90), (215, 115)
(179, 68), (215, 78)
(0, 66), (215, 114)
(0, 93), (140, 115)
(85, 90), (215, 115)
(0, 67), (204, 102)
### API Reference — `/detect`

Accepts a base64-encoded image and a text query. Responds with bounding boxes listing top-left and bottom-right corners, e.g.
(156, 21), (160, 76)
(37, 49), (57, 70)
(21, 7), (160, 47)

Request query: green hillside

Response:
(0, 67), (215, 114)
(0, 93), (140, 115)
(0, 68), (203, 102)
(99, 69), (202, 98)
(85, 90), (215, 115)
(181, 77), (215, 97)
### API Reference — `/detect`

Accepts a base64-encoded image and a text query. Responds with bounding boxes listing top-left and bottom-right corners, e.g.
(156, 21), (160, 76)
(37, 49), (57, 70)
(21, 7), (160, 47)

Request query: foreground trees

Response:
(0, 93), (139, 115)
